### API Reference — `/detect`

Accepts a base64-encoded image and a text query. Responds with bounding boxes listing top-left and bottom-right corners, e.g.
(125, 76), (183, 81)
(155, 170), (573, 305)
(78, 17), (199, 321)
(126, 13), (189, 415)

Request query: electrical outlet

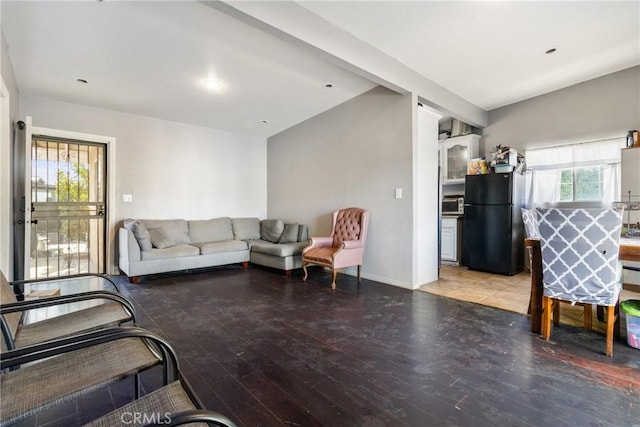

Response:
(123, 194), (133, 202)
(395, 188), (402, 199)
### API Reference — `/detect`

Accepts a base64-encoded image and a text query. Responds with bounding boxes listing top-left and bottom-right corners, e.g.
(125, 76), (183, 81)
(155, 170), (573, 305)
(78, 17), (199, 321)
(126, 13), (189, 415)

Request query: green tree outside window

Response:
(55, 163), (90, 243)
(558, 167), (603, 202)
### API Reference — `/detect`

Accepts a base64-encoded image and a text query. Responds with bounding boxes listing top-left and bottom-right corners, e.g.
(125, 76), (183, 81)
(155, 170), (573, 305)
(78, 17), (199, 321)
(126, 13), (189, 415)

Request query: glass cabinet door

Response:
(446, 144), (468, 181)
(441, 134), (479, 184)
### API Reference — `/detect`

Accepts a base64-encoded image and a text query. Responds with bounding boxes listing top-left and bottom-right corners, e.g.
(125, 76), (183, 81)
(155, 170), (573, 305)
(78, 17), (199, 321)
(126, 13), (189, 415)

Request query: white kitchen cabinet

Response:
(440, 134), (480, 184)
(441, 216), (463, 265)
(621, 146), (640, 235)
(621, 146), (640, 220)
(621, 146), (640, 287)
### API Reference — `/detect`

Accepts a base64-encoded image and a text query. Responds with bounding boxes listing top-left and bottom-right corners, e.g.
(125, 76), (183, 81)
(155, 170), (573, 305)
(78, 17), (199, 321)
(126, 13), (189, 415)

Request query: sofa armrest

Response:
(341, 239), (365, 250)
(119, 228), (141, 275)
(303, 236), (333, 254)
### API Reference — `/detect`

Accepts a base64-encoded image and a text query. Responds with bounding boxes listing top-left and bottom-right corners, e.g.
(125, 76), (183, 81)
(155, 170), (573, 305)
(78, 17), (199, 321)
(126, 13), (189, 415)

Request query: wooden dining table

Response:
(525, 237), (640, 334)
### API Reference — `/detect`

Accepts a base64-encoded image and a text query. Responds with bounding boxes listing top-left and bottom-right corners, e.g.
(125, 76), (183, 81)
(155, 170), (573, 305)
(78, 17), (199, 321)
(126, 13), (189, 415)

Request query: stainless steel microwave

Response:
(442, 197), (464, 215)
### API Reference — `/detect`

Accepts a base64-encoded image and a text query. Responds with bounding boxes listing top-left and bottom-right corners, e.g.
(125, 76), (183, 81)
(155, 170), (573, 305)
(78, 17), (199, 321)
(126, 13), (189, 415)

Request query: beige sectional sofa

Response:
(118, 217), (308, 283)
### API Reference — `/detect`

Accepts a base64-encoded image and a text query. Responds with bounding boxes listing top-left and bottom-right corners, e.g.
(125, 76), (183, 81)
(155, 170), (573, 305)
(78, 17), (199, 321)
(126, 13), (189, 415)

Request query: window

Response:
(524, 137), (626, 208)
(558, 166), (604, 202)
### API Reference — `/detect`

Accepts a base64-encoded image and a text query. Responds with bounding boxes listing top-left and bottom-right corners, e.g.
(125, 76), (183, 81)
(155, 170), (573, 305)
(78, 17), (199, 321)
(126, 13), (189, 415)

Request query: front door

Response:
(28, 135), (106, 279)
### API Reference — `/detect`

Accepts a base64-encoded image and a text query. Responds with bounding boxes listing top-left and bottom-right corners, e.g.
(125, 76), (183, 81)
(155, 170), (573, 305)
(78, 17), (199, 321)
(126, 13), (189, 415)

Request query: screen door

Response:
(28, 136), (106, 279)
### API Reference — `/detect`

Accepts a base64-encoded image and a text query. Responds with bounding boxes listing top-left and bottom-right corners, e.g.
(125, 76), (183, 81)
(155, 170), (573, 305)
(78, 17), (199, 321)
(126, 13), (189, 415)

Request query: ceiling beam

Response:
(207, 1), (487, 127)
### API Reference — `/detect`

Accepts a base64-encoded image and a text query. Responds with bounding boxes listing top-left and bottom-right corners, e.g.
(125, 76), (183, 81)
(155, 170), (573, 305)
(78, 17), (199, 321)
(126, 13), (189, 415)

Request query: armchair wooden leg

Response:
(302, 263), (308, 282)
(331, 270), (337, 289)
(357, 265), (361, 282)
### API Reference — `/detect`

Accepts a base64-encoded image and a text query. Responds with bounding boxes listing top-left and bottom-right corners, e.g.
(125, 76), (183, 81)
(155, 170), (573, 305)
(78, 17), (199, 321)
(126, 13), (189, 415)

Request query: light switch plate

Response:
(123, 194), (133, 202)
(395, 188), (402, 199)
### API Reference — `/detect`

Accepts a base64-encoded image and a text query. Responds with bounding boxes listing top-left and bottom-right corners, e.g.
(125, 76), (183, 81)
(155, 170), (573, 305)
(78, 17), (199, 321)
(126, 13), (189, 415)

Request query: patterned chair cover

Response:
(521, 208), (540, 239)
(536, 208), (623, 306)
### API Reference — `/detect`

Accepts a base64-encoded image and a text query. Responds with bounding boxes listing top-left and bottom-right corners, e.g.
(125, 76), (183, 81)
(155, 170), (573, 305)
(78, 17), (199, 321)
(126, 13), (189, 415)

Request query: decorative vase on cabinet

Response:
(441, 134), (480, 184)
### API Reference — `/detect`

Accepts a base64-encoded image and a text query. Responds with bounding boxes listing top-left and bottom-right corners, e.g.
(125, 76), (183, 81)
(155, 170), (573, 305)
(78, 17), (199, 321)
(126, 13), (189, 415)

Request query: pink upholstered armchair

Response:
(302, 208), (370, 289)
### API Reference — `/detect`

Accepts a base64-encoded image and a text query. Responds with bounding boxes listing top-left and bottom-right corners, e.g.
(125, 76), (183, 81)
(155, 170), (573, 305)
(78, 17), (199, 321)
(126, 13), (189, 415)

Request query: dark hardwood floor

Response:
(13, 265), (640, 426)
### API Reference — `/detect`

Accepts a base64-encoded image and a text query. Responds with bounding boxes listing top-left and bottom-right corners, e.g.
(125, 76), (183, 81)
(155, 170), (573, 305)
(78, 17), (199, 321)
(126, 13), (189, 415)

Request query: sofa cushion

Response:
(189, 218), (234, 244)
(148, 228), (174, 249)
(140, 244), (199, 261)
(131, 221), (152, 252)
(250, 241), (307, 257)
(298, 224), (309, 243)
(232, 218), (261, 240)
(278, 223), (299, 243)
(304, 247), (337, 263)
(141, 219), (191, 244)
(194, 240), (248, 255)
(261, 219), (284, 243)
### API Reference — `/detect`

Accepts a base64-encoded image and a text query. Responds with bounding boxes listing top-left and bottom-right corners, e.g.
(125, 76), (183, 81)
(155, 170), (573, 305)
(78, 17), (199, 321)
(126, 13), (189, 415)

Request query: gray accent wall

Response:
(484, 67), (640, 283)
(267, 86), (415, 287)
(483, 66), (640, 155)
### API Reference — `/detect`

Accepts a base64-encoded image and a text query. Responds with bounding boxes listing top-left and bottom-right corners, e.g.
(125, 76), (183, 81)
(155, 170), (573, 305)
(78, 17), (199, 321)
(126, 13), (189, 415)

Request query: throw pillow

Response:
(232, 218), (261, 240)
(261, 219), (284, 243)
(149, 228), (174, 249)
(278, 223), (300, 243)
(132, 221), (152, 252)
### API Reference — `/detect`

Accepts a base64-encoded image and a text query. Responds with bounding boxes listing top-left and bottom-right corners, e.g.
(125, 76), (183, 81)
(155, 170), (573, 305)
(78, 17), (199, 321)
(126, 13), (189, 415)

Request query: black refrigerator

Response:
(462, 172), (524, 276)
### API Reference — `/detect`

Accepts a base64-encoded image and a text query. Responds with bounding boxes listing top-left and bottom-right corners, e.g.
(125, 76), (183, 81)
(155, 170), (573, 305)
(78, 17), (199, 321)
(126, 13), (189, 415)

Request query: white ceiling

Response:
(1, 1), (377, 137)
(300, 1), (640, 111)
(2, 1), (639, 137)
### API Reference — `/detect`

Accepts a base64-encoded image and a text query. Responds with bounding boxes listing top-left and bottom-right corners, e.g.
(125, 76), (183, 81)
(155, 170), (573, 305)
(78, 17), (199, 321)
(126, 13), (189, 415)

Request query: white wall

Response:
(20, 95), (268, 273)
(267, 86), (416, 288)
(1, 27), (20, 279)
(414, 104), (441, 287)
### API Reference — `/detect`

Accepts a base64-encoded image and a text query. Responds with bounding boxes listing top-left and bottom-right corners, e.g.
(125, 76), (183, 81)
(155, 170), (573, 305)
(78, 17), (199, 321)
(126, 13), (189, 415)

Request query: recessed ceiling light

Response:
(324, 83), (333, 88)
(204, 78), (222, 91)
(545, 48), (557, 54)
(260, 120), (269, 124)
(75, 78), (88, 84)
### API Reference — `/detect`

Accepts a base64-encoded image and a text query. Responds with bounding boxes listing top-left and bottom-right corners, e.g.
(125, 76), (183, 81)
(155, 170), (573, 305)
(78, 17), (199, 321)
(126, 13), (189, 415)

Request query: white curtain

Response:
(524, 137), (626, 208)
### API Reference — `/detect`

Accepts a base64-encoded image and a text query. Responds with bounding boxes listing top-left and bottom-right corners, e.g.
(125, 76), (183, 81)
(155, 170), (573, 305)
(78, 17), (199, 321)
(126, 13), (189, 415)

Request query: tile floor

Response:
(420, 264), (639, 334)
